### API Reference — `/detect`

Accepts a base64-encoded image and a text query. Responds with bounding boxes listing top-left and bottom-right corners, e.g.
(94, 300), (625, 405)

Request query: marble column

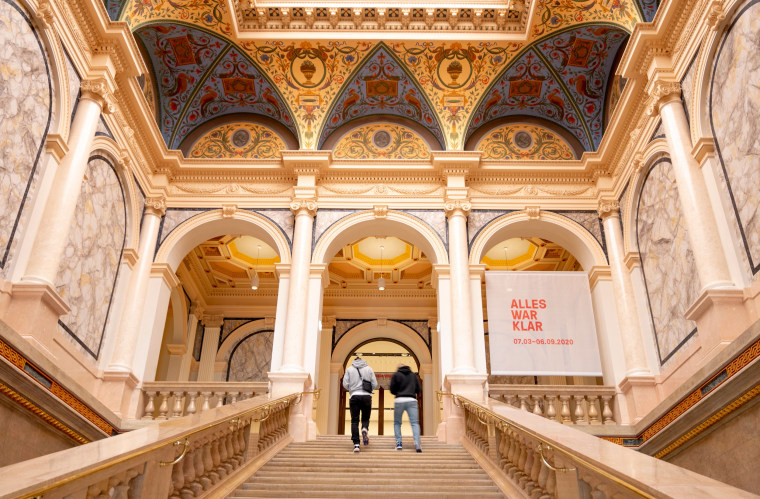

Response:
(23, 79), (113, 285)
(444, 199), (477, 375)
(598, 200), (649, 376)
(278, 198), (317, 373)
(197, 314), (224, 381)
(653, 82), (733, 290)
(177, 305), (203, 381)
(106, 197), (166, 374)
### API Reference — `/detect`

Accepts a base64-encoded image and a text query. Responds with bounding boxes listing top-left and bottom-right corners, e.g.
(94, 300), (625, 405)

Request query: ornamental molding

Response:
(706, 0), (726, 29)
(646, 80), (682, 116)
(373, 205), (388, 219)
(36, 0), (55, 29)
(201, 314), (225, 328)
(234, 4), (529, 39)
(597, 199), (620, 219)
(525, 206), (540, 219)
(222, 204), (238, 218)
(290, 198), (318, 216)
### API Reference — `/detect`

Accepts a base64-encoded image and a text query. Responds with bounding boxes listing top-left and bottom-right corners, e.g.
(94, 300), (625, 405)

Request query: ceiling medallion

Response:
(290, 54), (327, 89)
(232, 129), (251, 148)
(514, 131), (533, 150)
(372, 130), (392, 149)
(437, 55), (473, 90)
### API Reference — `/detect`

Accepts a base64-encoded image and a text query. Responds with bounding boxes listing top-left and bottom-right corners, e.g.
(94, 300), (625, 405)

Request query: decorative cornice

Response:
(290, 198), (318, 217)
(144, 195), (167, 217)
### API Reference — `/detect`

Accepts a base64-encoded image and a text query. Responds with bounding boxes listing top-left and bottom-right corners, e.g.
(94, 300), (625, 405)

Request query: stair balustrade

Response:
(451, 394), (756, 498)
(0, 392), (300, 499)
(489, 384), (617, 425)
(141, 381), (269, 420)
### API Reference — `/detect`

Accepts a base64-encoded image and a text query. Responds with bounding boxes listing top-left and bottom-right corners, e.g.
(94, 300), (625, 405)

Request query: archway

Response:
(328, 320), (434, 436)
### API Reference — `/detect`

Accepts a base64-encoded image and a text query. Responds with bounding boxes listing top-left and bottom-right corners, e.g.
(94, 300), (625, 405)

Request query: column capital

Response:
(646, 79), (681, 117)
(321, 316), (337, 329)
(79, 78), (116, 114)
(201, 314), (224, 328)
(144, 195), (167, 217)
(597, 199), (620, 220)
(189, 304), (204, 319)
(444, 198), (472, 218)
(290, 197), (317, 217)
(706, 0), (726, 30)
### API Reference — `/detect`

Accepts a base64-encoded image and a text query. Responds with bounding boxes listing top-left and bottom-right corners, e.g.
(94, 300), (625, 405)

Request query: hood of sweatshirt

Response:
(397, 365), (412, 375)
(351, 358), (369, 370)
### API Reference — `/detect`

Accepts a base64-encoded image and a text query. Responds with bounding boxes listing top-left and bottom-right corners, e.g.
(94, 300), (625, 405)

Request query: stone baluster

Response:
(219, 430), (233, 475)
(227, 428), (240, 469)
(229, 391), (240, 404)
(180, 446), (200, 497)
(559, 396), (572, 424)
(602, 396), (615, 425)
(169, 456), (184, 499)
(546, 395), (557, 421)
(211, 434), (226, 480)
(532, 396), (543, 417)
(232, 426), (244, 467)
(200, 392), (211, 412)
(186, 392), (198, 415)
(157, 392), (170, 420)
(194, 441), (210, 491)
(574, 395), (587, 424)
(142, 391), (157, 420)
(216, 391), (225, 408)
(588, 396), (601, 425)
(518, 395), (530, 412)
(170, 392), (183, 418)
(202, 439), (218, 486)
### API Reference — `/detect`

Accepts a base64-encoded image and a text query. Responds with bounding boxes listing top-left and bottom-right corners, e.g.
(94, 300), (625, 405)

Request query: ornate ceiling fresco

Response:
(332, 123), (431, 161)
(188, 122), (286, 159)
(106, 0), (658, 156)
(477, 123), (577, 160)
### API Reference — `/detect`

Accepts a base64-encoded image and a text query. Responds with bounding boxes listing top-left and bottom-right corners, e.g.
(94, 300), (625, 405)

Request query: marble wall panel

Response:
(680, 54), (698, 125)
(0, 0), (51, 276)
(637, 159), (701, 363)
(252, 209), (294, 246)
(558, 211), (607, 258)
(468, 210), (512, 247)
(56, 157), (126, 357)
(95, 117), (112, 138)
(220, 318), (255, 345)
(227, 331), (273, 382)
(333, 319), (369, 350)
(312, 210), (359, 251)
(402, 210), (447, 248)
(157, 209), (209, 249)
(712, 0), (760, 274)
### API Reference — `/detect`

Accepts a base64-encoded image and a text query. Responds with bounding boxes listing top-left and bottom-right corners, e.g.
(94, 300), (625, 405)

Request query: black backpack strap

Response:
(355, 366), (364, 382)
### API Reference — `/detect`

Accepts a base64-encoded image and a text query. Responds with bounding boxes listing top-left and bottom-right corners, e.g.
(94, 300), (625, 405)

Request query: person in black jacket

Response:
(389, 364), (422, 452)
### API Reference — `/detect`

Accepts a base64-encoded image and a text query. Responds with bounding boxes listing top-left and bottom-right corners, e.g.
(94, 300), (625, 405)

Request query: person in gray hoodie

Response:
(342, 357), (378, 452)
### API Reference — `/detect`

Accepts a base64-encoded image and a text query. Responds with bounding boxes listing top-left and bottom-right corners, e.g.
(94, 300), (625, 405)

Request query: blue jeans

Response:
(394, 400), (421, 448)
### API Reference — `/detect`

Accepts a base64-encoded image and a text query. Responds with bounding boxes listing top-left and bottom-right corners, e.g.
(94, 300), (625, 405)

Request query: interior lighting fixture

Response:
(378, 245), (386, 291)
(503, 245), (509, 270)
(251, 245), (261, 290)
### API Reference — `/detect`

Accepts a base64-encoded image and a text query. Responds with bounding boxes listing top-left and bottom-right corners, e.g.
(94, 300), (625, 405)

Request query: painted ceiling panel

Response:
(319, 46), (445, 149)
(538, 26), (628, 148)
(468, 47), (588, 149)
(135, 24), (229, 147)
(189, 122), (286, 159)
(175, 47), (297, 149)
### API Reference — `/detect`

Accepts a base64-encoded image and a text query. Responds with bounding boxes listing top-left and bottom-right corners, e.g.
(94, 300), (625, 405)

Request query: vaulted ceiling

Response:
(105, 0), (658, 155)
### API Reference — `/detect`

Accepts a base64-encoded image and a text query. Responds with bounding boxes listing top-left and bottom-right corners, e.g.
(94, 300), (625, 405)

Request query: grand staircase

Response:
(227, 435), (503, 498)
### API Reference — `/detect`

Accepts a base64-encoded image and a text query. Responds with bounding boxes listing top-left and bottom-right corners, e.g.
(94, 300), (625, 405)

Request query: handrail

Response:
(448, 394), (757, 498)
(0, 392), (301, 499)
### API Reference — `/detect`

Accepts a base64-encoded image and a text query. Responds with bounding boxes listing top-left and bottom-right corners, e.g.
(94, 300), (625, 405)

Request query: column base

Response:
(268, 371), (316, 442)
(618, 375), (658, 424)
(100, 369), (141, 419)
(685, 288), (749, 351)
(2, 282), (70, 350)
(437, 373), (488, 444)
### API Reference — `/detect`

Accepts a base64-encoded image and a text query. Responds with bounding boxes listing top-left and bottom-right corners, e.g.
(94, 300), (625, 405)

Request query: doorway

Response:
(338, 339), (423, 436)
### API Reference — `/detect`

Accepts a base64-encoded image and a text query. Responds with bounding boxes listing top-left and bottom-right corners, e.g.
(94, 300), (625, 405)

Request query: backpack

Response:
(355, 366), (373, 394)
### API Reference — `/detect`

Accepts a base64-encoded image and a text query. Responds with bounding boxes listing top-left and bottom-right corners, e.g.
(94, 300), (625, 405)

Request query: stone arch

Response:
(331, 320), (432, 369)
(155, 210), (291, 272)
(312, 210), (448, 266)
(469, 210), (608, 270)
(216, 319), (272, 364)
(622, 142), (669, 252)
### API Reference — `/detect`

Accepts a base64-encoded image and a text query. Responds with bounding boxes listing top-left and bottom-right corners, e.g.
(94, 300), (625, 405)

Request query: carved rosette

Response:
(444, 199), (472, 218)
(646, 80), (682, 117)
(597, 199), (620, 220)
(290, 198), (318, 217)
(145, 196), (167, 217)
(222, 204), (238, 218)
(79, 78), (116, 114)
(373, 205), (388, 218)
(526, 206), (541, 219)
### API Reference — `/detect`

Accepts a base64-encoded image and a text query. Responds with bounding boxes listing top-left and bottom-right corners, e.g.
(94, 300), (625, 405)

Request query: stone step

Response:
(245, 475), (495, 486)
(233, 484), (503, 494)
(252, 470), (492, 480)
(266, 458), (481, 467)
(229, 491), (504, 499)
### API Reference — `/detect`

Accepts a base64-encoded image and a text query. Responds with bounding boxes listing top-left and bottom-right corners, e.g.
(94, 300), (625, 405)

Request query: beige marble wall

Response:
(665, 397), (760, 494)
(55, 157), (126, 357)
(64, 51), (80, 124)
(0, 0), (51, 276)
(712, 1), (760, 273)
(227, 331), (273, 381)
(637, 159), (701, 363)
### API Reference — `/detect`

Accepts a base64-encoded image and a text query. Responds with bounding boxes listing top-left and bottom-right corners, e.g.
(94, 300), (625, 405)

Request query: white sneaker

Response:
(353, 444), (360, 453)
